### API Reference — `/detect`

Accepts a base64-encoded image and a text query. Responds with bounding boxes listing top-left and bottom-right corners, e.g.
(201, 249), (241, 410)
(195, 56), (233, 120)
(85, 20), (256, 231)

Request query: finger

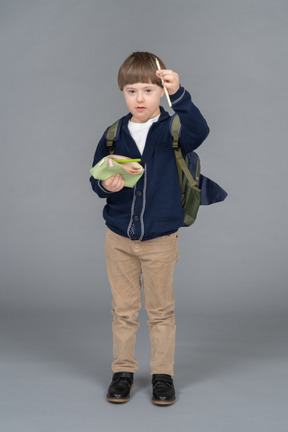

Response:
(113, 174), (125, 190)
(156, 69), (175, 75)
(156, 70), (177, 79)
(103, 176), (115, 186)
(161, 73), (179, 84)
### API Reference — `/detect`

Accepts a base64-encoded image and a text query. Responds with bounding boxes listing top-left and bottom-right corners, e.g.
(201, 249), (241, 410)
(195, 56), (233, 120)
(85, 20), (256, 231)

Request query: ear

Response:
(160, 87), (165, 97)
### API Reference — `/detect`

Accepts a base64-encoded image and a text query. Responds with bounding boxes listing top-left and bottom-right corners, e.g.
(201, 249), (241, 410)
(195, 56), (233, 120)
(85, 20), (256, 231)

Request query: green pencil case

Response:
(90, 155), (145, 188)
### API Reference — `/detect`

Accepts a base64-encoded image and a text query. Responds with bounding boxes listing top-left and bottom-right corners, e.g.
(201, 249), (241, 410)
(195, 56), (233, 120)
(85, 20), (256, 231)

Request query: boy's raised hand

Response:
(156, 69), (180, 95)
(102, 174), (125, 192)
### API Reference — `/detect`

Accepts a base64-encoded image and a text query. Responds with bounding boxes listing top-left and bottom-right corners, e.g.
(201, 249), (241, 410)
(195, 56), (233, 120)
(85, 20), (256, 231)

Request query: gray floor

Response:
(1, 307), (287, 432)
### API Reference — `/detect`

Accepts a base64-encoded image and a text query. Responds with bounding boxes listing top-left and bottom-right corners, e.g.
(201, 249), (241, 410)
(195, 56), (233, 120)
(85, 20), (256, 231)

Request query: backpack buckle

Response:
(106, 140), (114, 154)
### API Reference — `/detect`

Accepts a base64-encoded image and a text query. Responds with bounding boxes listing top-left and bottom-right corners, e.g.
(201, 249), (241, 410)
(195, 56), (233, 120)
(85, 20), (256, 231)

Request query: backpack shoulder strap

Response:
(174, 148), (198, 189)
(170, 114), (198, 189)
(105, 118), (122, 155)
(170, 114), (181, 149)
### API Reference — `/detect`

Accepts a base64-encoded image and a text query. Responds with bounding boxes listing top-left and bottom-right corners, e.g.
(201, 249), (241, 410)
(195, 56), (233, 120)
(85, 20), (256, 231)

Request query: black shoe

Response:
(106, 372), (134, 403)
(152, 374), (176, 405)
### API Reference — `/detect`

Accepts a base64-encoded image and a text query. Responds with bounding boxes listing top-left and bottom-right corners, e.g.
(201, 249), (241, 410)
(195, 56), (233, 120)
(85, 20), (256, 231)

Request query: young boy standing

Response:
(90, 52), (209, 405)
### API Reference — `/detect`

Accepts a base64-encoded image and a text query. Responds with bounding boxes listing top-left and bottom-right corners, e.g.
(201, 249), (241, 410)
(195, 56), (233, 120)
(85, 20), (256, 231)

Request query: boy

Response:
(90, 52), (209, 405)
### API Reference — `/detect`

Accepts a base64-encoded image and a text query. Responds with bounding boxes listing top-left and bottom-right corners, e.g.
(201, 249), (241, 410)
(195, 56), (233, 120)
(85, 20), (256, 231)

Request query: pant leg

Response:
(105, 229), (142, 373)
(140, 232), (179, 376)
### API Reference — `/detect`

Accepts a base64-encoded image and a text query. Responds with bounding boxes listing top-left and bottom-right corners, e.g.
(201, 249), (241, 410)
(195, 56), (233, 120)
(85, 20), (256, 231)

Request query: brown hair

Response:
(118, 52), (166, 90)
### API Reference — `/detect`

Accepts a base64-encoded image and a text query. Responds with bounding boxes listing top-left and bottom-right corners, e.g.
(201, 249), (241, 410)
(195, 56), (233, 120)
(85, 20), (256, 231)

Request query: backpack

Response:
(170, 114), (201, 225)
(104, 115), (227, 226)
(170, 113), (228, 225)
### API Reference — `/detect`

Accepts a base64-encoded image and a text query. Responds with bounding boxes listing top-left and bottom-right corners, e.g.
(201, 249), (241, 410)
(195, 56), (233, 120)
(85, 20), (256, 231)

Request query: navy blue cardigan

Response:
(90, 86), (209, 241)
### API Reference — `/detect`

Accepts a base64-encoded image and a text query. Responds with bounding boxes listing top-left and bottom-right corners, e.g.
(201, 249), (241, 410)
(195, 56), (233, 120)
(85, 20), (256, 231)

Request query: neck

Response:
(131, 108), (161, 124)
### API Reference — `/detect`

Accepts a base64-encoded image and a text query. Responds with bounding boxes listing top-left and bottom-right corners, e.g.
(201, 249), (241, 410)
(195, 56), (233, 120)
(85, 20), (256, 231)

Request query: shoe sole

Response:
(106, 396), (130, 403)
(152, 399), (176, 406)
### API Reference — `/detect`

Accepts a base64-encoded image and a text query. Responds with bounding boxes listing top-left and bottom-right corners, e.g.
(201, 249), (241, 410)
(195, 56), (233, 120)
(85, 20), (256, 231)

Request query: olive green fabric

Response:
(171, 114), (201, 226)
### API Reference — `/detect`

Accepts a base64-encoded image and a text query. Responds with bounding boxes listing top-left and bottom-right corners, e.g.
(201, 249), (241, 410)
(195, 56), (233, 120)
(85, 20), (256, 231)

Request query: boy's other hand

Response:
(102, 174), (125, 192)
(156, 69), (180, 95)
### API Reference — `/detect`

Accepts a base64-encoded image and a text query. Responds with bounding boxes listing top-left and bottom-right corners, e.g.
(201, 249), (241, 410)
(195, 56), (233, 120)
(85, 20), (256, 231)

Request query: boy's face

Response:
(123, 82), (165, 123)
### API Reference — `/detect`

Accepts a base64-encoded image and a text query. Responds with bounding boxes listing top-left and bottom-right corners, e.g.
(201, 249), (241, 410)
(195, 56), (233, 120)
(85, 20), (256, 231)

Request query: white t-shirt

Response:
(128, 115), (160, 155)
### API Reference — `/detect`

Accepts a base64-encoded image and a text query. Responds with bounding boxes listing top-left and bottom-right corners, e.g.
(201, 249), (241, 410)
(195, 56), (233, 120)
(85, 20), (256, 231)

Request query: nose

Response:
(136, 91), (144, 103)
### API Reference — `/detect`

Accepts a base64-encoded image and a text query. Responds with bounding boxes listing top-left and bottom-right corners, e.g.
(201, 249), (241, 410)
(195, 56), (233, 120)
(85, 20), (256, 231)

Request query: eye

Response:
(129, 90), (135, 94)
(145, 89), (152, 94)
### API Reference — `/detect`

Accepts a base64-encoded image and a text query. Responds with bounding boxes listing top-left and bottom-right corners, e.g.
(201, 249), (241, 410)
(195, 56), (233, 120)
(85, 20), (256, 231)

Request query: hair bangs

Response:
(118, 52), (166, 90)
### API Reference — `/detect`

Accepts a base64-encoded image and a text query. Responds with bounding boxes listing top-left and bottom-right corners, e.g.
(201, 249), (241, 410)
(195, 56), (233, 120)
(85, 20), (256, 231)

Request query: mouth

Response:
(135, 107), (145, 111)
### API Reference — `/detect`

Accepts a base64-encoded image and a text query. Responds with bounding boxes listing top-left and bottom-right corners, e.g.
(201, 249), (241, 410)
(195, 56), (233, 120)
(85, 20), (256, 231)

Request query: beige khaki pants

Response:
(105, 228), (179, 376)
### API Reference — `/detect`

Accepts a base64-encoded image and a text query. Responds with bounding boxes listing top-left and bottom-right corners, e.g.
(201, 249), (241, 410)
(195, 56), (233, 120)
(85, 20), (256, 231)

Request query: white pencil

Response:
(155, 58), (172, 107)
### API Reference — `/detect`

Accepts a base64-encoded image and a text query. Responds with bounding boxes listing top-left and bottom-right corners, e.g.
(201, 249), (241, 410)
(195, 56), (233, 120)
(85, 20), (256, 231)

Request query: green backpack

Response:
(170, 114), (201, 226)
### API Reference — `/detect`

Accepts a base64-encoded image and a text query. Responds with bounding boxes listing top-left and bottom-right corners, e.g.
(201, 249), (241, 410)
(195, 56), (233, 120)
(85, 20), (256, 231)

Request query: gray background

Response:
(1, 0), (287, 431)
